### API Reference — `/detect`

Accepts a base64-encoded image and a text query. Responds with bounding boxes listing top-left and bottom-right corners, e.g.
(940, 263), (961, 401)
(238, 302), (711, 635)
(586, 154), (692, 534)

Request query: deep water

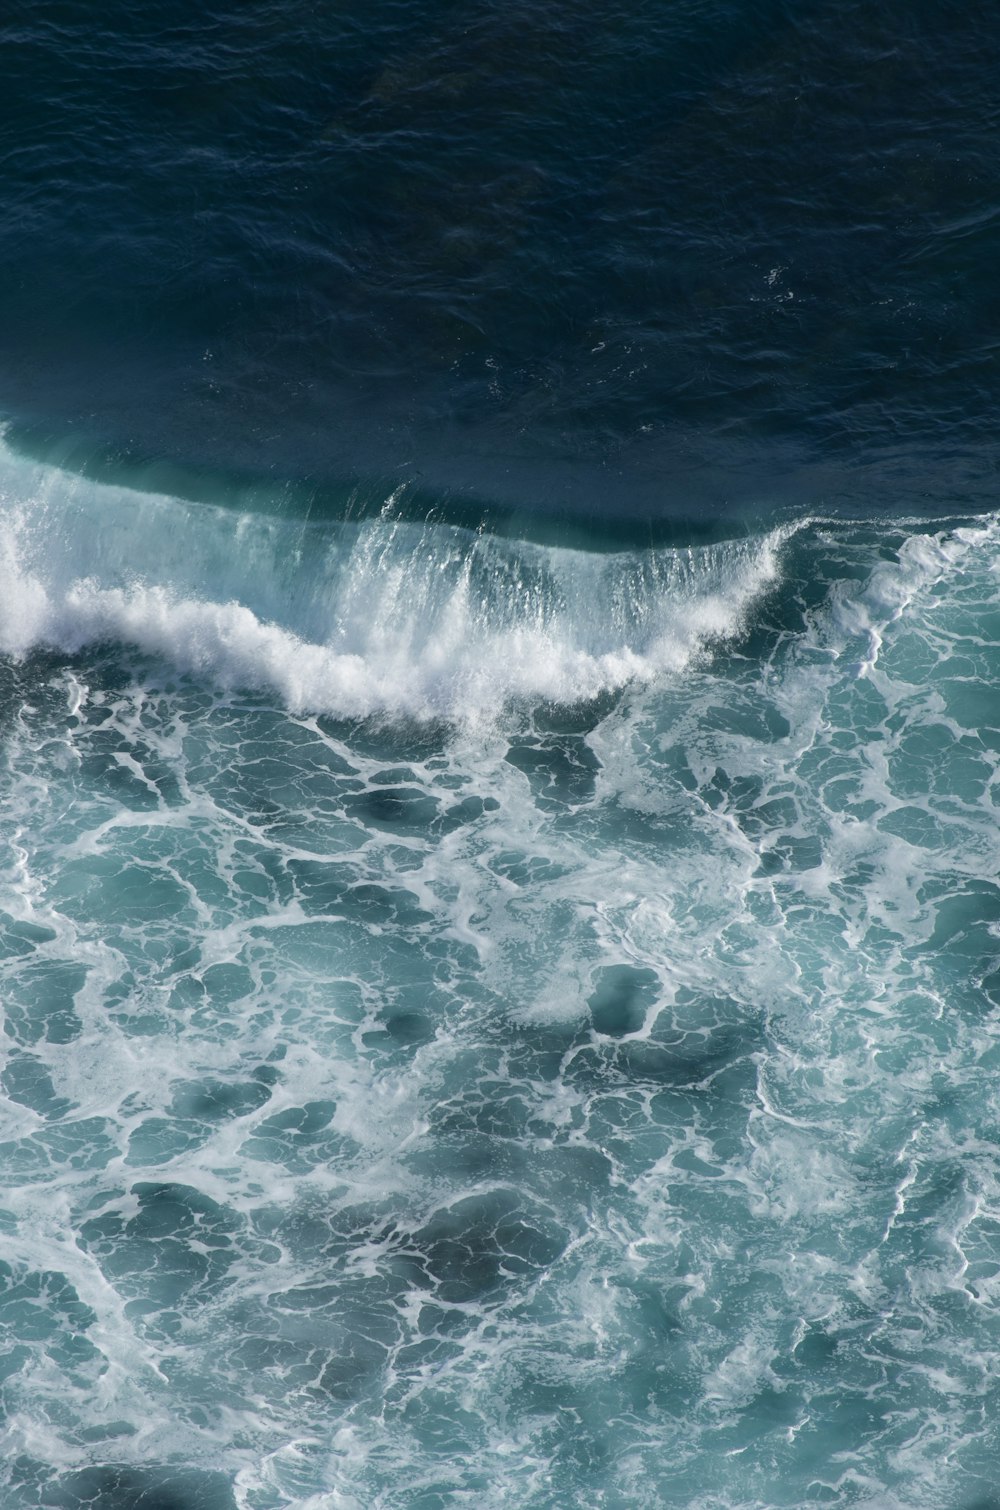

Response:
(2, 2), (1000, 1508)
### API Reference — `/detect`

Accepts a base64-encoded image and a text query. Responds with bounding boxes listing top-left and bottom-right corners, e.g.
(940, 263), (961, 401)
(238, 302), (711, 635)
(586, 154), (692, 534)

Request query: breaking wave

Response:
(0, 439), (788, 721)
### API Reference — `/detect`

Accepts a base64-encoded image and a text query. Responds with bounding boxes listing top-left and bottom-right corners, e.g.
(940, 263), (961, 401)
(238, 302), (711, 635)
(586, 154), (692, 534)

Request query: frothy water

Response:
(0, 441), (786, 724)
(2, 441), (999, 1506)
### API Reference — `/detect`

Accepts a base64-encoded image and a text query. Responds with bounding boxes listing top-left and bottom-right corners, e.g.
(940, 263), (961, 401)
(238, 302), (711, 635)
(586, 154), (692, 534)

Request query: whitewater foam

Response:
(0, 440), (787, 720)
(5, 442), (1000, 1507)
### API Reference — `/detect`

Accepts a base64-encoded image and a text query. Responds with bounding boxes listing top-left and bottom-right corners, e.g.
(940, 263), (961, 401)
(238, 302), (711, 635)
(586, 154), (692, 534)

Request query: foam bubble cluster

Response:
(2, 446), (1000, 1508)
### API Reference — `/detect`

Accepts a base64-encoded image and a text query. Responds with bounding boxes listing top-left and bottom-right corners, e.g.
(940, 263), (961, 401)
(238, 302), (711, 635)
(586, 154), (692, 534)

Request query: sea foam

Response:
(3, 491), (1000, 1508)
(0, 439), (788, 721)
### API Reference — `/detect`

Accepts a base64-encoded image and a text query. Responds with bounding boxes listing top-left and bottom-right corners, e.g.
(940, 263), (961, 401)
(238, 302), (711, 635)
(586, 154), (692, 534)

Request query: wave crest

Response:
(0, 442), (787, 720)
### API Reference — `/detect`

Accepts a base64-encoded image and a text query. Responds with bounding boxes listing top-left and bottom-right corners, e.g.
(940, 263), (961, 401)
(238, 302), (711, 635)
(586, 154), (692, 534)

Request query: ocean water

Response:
(2, 2), (1000, 1508)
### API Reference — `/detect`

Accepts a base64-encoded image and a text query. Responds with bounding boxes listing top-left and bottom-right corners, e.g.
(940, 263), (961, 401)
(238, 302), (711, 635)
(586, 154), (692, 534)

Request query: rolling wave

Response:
(0, 438), (787, 721)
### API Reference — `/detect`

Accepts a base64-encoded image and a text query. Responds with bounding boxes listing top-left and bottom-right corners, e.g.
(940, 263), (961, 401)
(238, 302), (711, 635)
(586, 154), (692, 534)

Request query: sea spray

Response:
(0, 440), (789, 722)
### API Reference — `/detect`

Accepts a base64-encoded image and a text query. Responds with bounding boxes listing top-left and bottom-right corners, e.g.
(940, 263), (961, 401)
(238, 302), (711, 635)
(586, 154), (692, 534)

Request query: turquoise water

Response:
(2, 438), (1000, 1506)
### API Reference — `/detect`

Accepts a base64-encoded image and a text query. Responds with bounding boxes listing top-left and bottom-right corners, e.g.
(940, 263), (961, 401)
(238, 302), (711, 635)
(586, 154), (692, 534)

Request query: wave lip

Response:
(0, 443), (787, 720)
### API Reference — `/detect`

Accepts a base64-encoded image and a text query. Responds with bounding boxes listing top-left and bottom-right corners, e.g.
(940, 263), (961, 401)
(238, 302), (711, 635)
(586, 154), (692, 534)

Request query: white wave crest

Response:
(0, 441), (788, 720)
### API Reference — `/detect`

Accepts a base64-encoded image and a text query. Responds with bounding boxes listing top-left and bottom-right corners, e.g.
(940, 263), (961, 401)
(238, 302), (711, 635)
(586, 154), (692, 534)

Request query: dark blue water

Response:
(2, 3), (1000, 1507)
(3, 0), (998, 520)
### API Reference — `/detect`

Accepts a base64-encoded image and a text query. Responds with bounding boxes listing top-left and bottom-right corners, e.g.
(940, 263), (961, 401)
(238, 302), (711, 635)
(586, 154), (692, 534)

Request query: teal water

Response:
(2, 439), (1000, 1507)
